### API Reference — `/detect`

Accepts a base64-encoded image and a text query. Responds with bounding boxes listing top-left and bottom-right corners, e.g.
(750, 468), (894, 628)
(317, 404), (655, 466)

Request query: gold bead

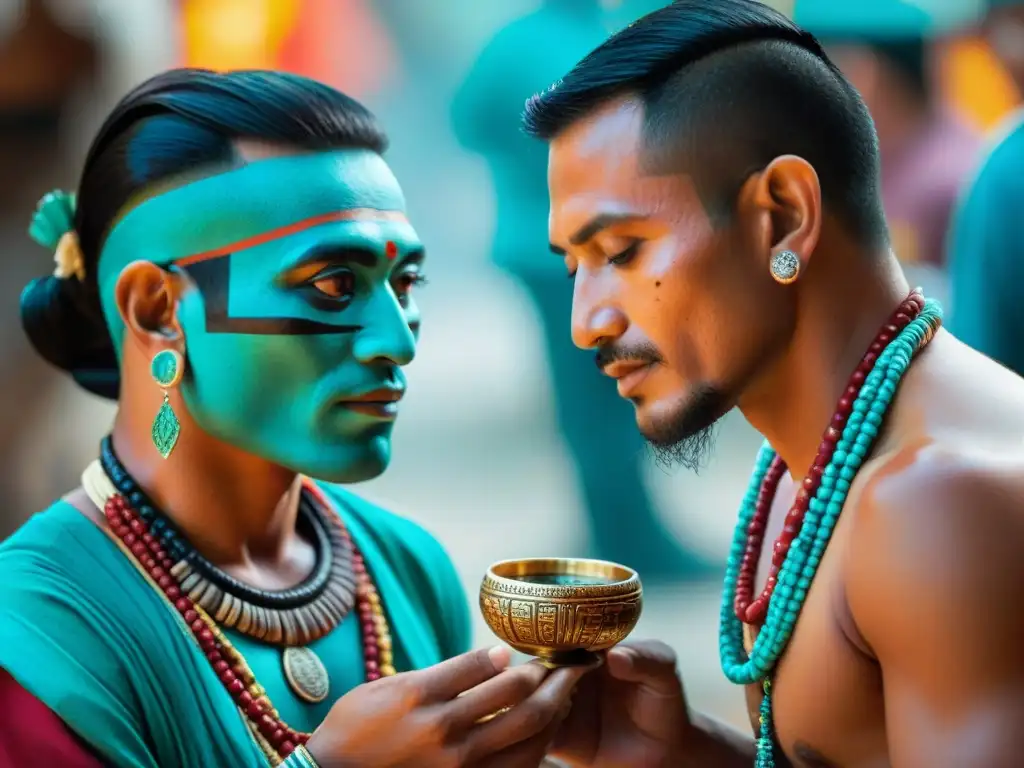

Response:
(380, 649), (393, 665)
(380, 664), (396, 676)
(378, 636), (392, 651)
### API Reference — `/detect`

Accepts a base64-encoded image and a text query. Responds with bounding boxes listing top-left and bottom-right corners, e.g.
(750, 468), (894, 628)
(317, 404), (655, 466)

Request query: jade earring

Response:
(150, 349), (184, 459)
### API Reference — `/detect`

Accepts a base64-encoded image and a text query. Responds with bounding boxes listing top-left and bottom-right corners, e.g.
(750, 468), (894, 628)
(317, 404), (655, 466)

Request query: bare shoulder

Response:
(837, 339), (1024, 766)
(849, 441), (1024, 550)
(843, 335), (1024, 655)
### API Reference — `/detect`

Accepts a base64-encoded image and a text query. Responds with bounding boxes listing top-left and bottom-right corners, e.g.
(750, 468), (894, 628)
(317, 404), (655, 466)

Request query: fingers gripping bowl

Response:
(480, 558), (643, 667)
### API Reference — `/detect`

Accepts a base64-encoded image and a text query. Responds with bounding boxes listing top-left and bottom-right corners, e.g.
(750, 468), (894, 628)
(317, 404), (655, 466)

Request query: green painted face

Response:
(98, 151), (424, 482)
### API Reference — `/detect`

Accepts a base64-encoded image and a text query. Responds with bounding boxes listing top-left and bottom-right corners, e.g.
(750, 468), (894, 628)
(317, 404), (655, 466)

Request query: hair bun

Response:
(29, 190), (76, 250)
(20, 275), (120, 400)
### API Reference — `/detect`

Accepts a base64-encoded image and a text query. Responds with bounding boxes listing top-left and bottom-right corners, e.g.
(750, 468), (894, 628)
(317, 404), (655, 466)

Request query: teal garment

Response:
(948, 111), (1024, 376)
(0, 487), (470, 767)
(792, 0), (976, 39)
(450, 2), (609, 276)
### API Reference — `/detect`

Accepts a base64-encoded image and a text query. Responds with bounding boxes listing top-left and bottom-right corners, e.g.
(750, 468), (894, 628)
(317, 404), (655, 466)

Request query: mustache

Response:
(594, 342), (663, 372)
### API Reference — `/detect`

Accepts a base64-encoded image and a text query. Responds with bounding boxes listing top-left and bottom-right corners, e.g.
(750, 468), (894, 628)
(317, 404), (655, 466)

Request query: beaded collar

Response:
(717, 292), (943, 766)
(98, 436), (354, 646)
(82, 449), (397, 764)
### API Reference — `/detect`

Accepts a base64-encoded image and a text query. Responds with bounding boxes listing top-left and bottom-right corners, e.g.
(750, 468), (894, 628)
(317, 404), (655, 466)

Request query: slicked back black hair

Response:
(523, 0), (887, 246)
(20, 68), (387, 400)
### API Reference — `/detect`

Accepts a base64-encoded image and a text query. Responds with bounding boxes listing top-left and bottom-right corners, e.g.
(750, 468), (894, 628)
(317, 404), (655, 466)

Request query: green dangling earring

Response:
(150, 349), (184, 459)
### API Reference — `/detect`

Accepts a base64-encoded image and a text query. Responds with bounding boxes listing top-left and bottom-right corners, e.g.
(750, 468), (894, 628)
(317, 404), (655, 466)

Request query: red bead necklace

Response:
(733, 290), (925, 626)
(100, 477), (393, 761)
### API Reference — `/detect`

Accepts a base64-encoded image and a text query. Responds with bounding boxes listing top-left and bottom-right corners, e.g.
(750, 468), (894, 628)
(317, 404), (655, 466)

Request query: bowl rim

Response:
(482, 557), (642, 600)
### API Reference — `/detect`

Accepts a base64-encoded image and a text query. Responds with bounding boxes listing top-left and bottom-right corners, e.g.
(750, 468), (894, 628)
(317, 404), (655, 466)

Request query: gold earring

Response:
(150, 349), (184, 459)
(769, 250), (800, 285)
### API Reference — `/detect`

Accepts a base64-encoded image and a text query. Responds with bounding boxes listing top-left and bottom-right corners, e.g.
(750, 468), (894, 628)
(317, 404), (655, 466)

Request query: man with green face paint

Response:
(0, 69), (582, 767)
(96, 149), (424, 482)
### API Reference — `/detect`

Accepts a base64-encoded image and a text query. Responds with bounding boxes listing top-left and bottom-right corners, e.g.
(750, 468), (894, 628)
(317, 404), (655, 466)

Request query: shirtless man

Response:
(520, 1), (1024, 766)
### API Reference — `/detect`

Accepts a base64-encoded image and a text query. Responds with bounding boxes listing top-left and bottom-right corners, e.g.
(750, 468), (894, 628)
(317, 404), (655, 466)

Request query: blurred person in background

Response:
(0, 0), (98, 536)
(452, 0), (718, 583)
(795, 0), (982, 269)
(0, 68), (580, 767)
(948, 0), (1024, 376)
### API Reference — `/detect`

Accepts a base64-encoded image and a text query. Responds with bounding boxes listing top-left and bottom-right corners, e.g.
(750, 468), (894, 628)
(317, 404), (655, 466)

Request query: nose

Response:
(351, 287), (417, 367)
(570, 278), (628, 351)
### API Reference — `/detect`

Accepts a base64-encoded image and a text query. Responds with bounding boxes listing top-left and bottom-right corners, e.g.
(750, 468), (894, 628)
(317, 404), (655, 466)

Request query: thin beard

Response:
(644, 422), (718, 474)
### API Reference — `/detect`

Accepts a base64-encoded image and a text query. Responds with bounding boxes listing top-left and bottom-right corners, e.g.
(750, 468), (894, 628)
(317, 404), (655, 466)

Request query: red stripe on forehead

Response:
(173, 208), (407, 268)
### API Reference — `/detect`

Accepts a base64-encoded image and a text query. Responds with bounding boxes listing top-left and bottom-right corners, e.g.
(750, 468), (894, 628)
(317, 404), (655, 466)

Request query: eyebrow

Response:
(397, 247), (426, 266)
(289, 243), (426, 271)
(549, 212), (647, 255)
(291, 244), (377, 269)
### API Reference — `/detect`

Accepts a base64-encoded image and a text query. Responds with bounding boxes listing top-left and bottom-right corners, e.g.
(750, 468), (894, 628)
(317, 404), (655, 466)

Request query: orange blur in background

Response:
(179, 0), (397, 98)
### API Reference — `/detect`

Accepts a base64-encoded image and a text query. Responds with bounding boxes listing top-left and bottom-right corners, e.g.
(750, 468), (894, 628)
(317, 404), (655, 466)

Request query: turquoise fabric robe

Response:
(0, 485), (471, 767)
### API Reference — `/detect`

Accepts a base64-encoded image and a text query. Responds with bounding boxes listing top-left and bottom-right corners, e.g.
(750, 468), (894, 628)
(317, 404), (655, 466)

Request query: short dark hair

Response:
(523, 0), (886, 246)
(20, 68), (387, 400)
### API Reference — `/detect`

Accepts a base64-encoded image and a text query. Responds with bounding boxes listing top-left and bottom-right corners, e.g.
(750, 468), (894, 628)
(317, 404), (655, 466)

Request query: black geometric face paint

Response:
(183, 256), (362, 336)
(170, 209), (419, 336)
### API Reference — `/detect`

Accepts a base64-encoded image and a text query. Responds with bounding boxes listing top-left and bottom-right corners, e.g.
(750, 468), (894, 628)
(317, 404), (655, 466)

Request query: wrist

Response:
(280, 744), (322, 768)
(300, 733), (329, 768)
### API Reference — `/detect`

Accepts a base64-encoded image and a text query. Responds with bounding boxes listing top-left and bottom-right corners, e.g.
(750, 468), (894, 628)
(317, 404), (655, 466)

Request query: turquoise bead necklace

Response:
(717, 296), (942, 766)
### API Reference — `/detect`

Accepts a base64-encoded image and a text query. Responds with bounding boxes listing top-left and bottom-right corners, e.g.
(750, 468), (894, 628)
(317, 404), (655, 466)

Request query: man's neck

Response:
(108, 412), (301, 568)
(738, 247), (909, 476)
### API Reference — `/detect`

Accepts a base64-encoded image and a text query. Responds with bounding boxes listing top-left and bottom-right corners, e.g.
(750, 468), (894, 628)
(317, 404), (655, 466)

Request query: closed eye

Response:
(609, 240), (642, 266)
(569, 240), (643, 279)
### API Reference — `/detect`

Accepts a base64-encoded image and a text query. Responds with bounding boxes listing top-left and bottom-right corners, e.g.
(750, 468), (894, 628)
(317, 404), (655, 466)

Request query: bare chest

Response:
(742, 482), (889, 768)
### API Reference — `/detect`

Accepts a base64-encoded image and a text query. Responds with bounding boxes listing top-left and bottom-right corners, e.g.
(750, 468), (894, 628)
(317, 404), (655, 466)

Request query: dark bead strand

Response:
(100, 437), (334, 609)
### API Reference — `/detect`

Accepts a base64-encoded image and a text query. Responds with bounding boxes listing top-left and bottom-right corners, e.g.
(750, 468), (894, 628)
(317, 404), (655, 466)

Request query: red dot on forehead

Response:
(385, 241), (398, 259)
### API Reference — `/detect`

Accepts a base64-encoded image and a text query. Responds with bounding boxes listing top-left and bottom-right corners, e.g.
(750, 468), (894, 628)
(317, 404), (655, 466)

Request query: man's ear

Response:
(114, 261), (187, 357)
(736, 154), (822, 278)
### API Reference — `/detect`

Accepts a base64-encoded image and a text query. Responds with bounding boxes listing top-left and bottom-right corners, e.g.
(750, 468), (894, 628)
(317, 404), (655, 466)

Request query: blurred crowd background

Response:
(1, 0), (1021, 729)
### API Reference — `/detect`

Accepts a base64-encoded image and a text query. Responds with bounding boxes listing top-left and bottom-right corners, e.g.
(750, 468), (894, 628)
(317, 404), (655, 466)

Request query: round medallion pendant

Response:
(282, 647), (330, 704)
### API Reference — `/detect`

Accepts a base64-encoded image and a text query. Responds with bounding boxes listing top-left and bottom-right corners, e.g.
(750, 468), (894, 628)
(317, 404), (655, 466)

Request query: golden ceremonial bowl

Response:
(479, 558), (643, 667)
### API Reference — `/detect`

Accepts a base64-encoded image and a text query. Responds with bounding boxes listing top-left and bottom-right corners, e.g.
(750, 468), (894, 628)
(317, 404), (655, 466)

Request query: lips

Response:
(601, 361), (654, 398)
(341, 388), (404, 403)
(334, 388), (404, 420)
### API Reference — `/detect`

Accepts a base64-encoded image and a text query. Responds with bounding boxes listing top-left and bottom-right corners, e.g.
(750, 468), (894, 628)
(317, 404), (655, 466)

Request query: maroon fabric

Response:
(0, 669), (107, 767)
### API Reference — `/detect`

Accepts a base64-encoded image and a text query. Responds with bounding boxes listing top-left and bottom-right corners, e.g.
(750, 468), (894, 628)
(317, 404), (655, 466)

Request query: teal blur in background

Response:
(452, 0), (719, 581)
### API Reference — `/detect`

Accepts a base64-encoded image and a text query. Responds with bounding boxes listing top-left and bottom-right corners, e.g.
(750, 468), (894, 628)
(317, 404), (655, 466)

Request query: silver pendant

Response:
(282, 647), (330, 704)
